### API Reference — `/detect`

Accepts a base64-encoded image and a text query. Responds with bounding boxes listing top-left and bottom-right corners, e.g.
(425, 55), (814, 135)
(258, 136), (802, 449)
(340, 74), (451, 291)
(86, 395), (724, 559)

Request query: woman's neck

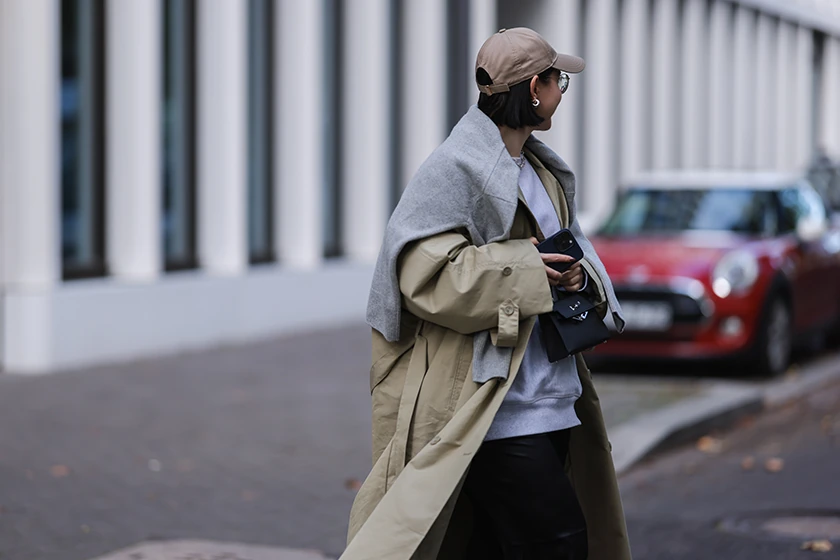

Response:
(498, 125), (535, 158)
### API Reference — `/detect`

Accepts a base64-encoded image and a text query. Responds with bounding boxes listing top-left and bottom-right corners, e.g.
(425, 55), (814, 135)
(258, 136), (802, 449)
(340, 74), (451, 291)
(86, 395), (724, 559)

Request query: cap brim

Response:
(552, 53), (585, 74)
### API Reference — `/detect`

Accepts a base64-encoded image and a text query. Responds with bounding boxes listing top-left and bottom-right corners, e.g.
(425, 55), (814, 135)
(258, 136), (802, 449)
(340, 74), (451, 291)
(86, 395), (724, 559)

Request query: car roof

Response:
(621, 170), (806, 191)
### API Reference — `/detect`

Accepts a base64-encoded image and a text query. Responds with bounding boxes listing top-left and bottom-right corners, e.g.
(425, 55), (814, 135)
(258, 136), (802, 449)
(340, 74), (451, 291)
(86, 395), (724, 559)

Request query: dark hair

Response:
(476, 67), (556, 129)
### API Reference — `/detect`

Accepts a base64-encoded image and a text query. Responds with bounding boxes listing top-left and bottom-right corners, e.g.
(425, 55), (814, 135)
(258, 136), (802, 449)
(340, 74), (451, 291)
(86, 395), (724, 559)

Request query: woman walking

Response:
(343, 28), (631, 560)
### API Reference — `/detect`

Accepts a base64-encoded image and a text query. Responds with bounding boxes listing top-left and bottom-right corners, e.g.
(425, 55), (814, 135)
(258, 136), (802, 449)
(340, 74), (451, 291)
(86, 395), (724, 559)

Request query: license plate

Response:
(620, 301), (673, 331)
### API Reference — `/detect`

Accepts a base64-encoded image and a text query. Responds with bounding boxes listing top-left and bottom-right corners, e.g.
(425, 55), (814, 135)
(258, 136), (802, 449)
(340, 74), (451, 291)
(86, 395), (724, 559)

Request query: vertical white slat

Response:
(620, 0), (649, 180)
(582, 0), (619, 226)
(753, 13), (777, 169)
(794, 26), (815, 168)
(732, 5), (757, 169)
(276, 0), (325, 268)
(651, 0), (679, 170)
(0, 0), (59, 372)
(342, 0), (391, 262)
(774, 20), (796, 171)
(708, 0), (733, 169)
(198, 0), (248, 274)
(530, 0), (583, 174)
(819, 37), (840, 159)
(401, 0), (448, 188)
(468, 0), (497, 109)
(680, 0), (707, 169)
(107, 0), (161, 281)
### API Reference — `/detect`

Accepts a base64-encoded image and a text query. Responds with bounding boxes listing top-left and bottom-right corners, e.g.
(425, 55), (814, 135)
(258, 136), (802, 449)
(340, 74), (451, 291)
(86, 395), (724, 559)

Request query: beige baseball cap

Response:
(475, 27), (585, 96)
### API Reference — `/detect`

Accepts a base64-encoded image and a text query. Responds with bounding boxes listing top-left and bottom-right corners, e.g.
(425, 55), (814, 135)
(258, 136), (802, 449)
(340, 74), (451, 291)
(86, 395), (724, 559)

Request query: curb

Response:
(611, 351), (840, 475)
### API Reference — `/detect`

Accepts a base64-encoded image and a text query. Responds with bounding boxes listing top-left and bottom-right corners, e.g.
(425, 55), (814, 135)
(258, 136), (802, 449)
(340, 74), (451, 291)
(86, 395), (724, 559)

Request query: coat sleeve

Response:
(398, 231), (553, 346)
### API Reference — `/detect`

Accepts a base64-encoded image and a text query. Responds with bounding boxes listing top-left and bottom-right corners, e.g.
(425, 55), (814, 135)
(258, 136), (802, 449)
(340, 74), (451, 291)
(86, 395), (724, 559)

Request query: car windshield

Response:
(599, 188), (781, 236)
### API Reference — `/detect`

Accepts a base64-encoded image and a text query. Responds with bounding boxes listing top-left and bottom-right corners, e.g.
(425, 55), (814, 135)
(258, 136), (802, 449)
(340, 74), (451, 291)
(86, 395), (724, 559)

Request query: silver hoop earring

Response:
(532, 98), (540, 107)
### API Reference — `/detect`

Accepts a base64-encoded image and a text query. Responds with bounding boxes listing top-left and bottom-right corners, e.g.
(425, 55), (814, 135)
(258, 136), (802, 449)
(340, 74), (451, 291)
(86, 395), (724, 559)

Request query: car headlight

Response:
(712, 250), (759, 298)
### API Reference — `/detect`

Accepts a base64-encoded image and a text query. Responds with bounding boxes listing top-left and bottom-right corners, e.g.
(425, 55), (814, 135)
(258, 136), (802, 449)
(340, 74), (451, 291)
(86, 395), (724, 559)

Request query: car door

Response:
(777, 185), (836, 331)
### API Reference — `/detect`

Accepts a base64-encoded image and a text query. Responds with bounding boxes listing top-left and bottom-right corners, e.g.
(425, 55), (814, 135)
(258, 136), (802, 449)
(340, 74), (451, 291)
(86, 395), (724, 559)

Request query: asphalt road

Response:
(620, 379), (840, 559)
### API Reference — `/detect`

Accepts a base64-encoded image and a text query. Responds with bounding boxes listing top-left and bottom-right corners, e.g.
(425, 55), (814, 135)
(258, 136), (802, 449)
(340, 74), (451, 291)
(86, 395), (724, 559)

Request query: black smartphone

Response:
(535, 228), (584, 273)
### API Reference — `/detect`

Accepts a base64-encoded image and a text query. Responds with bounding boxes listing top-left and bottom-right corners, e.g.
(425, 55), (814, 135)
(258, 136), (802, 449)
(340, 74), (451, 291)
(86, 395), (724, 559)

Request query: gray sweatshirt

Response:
(484, 157), (582, 441)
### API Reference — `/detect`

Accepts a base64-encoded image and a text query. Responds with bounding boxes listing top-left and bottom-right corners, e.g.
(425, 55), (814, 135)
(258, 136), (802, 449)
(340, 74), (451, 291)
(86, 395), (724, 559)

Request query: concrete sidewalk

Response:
(0, 324), (838, 560)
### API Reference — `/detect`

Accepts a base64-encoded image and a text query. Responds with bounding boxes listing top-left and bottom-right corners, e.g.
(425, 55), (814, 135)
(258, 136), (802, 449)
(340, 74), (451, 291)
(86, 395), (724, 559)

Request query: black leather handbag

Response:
(539, 290), (611, 362)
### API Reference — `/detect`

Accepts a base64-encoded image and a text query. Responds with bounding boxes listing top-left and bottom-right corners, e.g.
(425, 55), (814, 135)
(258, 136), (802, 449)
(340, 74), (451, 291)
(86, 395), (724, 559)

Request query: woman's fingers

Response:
(558, 263), (584, 291)
(539, 253), (575, 265)
(544, 265), (562, 286)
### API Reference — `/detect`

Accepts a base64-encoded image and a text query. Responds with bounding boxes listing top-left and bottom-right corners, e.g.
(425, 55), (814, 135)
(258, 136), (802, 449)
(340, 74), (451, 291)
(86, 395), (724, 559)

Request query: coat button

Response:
(430, 436), (441, 445)
(502, 266), (512, 276)
(503, 305), (514, 316)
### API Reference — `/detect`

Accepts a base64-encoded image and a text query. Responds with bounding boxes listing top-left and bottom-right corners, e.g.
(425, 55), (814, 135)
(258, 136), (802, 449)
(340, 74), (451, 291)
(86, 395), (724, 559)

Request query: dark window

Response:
(162, 0), (198, 270)
(61, 0), (107, 280)
(446, 0), (470, 131)
(323, 0), (344, 258)
(248, 0), (275, 264)
(389, 0), (404, 210)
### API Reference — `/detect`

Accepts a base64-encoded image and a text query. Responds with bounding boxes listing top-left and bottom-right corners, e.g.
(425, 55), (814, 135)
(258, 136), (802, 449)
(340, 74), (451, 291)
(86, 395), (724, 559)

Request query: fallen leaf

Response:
(801, 539), (833, 552)
(741, 456), (755, 471)
(764, 457), (785, 473)
(696, 436), (723, 454)
(345, 478), (363, 491)
(50, 465), (70, 478)
(80, 525), (91, 534)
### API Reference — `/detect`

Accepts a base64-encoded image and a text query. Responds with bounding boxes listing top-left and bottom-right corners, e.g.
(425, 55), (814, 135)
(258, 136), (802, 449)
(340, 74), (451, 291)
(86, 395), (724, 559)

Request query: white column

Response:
(774, 21), (796, 171)
(532, 0), (583, 174)
(401, 0), (447, 188)
(468, 0), (497, 109)
(276, 0), (324, 268)
(793, 26), (815, 168)
(819, 37), (840, 159)
(342, 0), (390, 263)
(651, 0), (679, 170)
(620, 0), (649, 180)
(753, 14), (776, 169)
(732, 5), (756, 169)
(198, 0), (247, 275)
(0, 0), (59, 371)
(106, 0), (161, 281)
(708, 0), (733, 168)
(583, 0), (618, 225)
(681, 0), (707, 169)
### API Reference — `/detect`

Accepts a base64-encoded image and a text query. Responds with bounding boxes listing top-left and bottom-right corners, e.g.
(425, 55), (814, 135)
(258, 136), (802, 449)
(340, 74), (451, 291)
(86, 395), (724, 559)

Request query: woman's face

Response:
(531, 70), (563, 131)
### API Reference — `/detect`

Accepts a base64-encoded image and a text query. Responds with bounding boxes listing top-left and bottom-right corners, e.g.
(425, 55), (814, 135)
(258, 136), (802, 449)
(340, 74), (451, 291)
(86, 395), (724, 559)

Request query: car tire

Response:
(752, 294), (793, 377)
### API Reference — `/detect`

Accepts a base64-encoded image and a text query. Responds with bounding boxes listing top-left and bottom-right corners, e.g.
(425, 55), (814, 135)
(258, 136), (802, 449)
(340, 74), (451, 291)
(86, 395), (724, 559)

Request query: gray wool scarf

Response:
(367, 105), (624, 383)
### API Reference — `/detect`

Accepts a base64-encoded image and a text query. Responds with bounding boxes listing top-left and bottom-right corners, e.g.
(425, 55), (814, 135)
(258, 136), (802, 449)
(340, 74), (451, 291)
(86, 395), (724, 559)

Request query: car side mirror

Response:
(796, 216), (827, 242)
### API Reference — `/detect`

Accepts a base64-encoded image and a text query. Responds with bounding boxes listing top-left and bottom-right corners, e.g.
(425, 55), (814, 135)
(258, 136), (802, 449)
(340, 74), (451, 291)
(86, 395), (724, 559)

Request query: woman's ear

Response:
(530, 75), (539, 100)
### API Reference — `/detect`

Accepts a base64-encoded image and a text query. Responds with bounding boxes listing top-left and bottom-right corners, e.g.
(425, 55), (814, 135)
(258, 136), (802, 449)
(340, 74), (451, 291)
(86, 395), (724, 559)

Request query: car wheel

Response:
(754, 295), (793, 377)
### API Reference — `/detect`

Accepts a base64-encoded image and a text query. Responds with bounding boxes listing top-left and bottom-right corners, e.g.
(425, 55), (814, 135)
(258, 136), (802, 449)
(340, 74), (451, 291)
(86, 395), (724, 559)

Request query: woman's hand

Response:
(531, 237), (584, 291)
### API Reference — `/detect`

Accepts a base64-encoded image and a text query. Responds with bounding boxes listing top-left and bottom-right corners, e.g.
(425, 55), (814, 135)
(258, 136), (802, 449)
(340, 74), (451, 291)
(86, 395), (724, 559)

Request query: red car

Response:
(589, 171), (840, 376)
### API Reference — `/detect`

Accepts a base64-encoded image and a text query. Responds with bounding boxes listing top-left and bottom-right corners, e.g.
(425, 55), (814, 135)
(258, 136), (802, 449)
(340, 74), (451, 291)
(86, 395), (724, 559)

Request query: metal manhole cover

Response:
(719, 510), (840, 542)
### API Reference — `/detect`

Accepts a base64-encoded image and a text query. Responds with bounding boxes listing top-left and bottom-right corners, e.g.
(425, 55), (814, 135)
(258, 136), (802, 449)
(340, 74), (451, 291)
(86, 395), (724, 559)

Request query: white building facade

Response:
(1, 0), (840, 373)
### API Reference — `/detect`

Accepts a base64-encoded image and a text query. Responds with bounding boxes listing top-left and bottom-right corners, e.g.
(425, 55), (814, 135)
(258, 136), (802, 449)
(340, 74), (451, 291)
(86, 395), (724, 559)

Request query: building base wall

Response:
(1, 261), (373, 374)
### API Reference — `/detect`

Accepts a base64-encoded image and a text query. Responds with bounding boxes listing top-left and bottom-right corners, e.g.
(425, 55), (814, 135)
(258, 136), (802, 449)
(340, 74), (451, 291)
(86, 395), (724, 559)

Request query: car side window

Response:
(777, 188), (805, 234)
(799, 184), (828, 224)
(777, 185), (828, 234)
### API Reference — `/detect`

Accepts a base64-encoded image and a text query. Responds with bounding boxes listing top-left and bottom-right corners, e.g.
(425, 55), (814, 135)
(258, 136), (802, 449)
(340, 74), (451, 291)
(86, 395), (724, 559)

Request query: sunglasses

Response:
(558, 72), (570, 94)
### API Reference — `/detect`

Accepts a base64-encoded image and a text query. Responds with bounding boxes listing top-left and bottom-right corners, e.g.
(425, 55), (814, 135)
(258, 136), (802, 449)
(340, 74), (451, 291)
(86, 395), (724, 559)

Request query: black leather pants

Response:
(462, 429), (588, 560)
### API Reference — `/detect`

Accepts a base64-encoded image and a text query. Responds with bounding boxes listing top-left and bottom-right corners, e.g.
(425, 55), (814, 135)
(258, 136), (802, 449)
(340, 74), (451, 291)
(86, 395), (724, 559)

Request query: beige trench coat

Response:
(343, 152), (632, 560)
